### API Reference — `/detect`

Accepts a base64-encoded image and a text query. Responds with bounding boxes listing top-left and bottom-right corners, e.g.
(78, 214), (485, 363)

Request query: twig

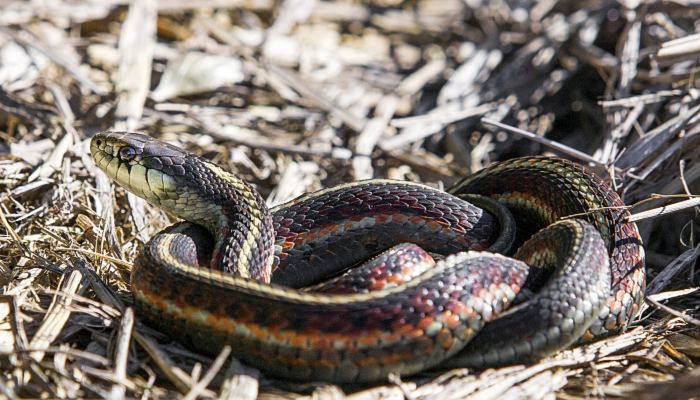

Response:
(114, 0), (157, 130)
(480, 118), (605, 167)
(626, 196), (700, 223)
(381, 103), (496, 151)
(265, 63), (367, 132)
(54, 247), (133, 269)
(182, 346), (232, 400)
(29, 269), (85, 362)
(353, 95), (398, 179)
(645, 297), (700, 327)
(646, 244), (700, 296)
(109, 307), (134, 400)
(598, 90), (684, 109)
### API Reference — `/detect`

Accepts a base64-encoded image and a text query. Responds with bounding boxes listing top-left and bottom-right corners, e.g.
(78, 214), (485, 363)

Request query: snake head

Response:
(90, 131), (190, 202)
(90, 131), (267, 235)
(90, 131), (220, 229)
(91, 131), (187, 173)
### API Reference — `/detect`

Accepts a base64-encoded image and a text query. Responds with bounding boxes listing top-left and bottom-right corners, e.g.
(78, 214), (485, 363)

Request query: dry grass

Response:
(1, 0), (699, 398)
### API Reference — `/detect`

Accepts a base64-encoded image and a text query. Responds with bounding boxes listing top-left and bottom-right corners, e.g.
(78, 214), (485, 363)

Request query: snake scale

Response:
(91, 131), (645, 383)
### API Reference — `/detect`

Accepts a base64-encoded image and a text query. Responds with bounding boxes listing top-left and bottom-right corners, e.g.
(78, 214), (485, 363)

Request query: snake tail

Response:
(449, 157), (646, 339)
(445, 219), (611, 368)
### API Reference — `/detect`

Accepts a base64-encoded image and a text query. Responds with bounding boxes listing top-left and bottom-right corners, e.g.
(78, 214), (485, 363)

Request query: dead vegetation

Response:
(0, 0), (699, 398)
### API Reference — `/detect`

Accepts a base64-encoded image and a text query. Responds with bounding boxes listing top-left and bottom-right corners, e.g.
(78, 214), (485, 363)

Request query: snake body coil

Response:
(91, 132), (645, 383)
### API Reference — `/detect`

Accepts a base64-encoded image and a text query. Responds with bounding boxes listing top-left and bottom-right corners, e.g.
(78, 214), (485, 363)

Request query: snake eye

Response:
(119, 146), (137, 161)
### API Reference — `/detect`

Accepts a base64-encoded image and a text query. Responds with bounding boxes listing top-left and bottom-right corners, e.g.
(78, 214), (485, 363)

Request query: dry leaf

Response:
(151, 51), (245, 101)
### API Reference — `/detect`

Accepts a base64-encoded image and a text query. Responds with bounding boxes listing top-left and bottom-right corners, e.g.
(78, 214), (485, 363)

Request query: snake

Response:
(90, 131), (645, 383)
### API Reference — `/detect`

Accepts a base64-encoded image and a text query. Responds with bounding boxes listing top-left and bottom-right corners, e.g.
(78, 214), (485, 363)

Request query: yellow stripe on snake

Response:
(91, 131), (645, 383)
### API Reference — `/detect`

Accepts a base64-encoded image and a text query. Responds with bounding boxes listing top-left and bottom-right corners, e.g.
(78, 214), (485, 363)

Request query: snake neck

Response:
(174, 158), (275, 282)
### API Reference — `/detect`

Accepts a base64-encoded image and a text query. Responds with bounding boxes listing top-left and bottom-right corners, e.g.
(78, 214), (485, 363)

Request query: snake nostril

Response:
(95, 139), (102, 147)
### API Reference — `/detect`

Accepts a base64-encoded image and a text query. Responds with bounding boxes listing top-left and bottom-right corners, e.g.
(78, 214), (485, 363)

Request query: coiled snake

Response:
(91, 131), (645, 383)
